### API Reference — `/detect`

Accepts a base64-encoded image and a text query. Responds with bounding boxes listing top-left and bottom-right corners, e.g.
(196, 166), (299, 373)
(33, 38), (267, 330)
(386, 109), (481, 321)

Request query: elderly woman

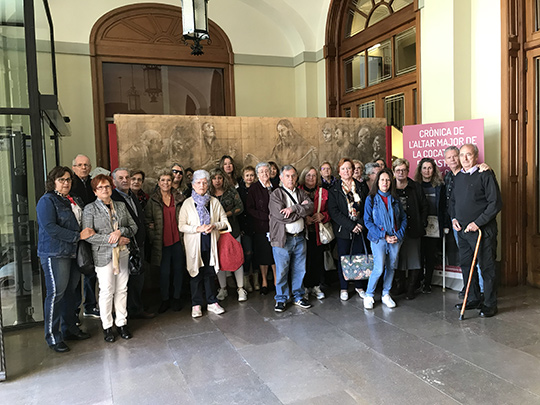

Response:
(299, 166), (330, 299)
(219, 155), (239, 188)
(130, 170), (149, 209)
(238, 165), (258, 292)
(246, 162), (277, 295)
(328, 158), (370, 301)
(393, 159), (428, 299)
(209, 168), (247, 301)
(178, 170), (230, 318)
(145, 170), (186, 313)
(414, 157), (447, 294)
(37, 166), (95, 352)
(363, 168), (407, 309)
(320, 161), (336, 190)
(352, 160), (364, 182)
(83, 174), (137, 342)
(364, 162), (381, 192)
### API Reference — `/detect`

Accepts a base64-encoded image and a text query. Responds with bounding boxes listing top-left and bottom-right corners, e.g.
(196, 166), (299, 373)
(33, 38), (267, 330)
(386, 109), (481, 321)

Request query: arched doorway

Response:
(89, 3), (235, 168)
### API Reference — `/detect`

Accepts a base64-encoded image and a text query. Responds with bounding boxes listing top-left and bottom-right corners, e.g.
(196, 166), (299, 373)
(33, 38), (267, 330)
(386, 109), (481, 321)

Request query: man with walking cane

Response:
(449, 144), (502, 317)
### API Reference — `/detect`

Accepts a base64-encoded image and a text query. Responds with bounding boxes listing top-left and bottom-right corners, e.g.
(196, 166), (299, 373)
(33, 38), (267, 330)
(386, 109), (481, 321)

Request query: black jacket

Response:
(70, 175), (96, 206)
(396, 178), (428, 238)
(111, 189), (146, 249)
(328, 179), (368, 239)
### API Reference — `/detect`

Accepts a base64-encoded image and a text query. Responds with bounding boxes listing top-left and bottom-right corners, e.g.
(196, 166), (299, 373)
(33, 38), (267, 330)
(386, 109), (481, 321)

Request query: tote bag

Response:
(217, 232), (244, 271)
(340, 234), (373, 281)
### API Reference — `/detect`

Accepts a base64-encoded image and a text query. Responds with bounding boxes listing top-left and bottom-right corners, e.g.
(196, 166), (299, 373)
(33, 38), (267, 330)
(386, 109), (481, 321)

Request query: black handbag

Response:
(76, 240), (95, 276)
(128, 238), (144, 276)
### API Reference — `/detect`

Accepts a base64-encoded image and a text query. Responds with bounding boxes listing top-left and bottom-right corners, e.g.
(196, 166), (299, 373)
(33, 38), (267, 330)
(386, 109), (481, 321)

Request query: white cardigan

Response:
(178, 196), (231, 277)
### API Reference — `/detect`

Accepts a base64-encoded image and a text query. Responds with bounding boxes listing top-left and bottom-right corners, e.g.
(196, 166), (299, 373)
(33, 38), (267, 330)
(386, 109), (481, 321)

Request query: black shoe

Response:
(405, 292), (416, 300)
(49, 342), (70, 353)
(171, 298), (182, 312)
(422, 285), (432, 294)
(458, 290), (466, 299)
(479, 306), (498, 318)
(274, 302), (286, 312)
(64, 330), (91, 341)
(83, 307), (100, 318)
(118, 325), (133, 339)
(103, 328), (115, 343)
(294, 298), (312, 309)
(455, 300), (482, 310)
(260, 286), (269, 295)
(158, 300), (170, 314)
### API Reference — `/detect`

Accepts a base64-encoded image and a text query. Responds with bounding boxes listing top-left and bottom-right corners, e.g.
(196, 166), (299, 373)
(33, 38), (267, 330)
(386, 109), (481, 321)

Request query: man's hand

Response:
(452, 219), (462, 232)
(280, 207), (294, 218)
(478, 163), (491, 172)
(464, 222), (479, 233)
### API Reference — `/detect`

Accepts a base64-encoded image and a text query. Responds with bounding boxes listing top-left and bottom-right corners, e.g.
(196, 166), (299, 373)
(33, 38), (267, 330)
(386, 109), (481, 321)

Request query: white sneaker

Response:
(382, 294), (396, 308)
(217, 287), (228, 301)
(191, 305), (202, 318)
(207, 302), (225, 315)
(238, 288), (248, 302)
(312, 286), (325, 300)
(340, 290), (349, 301)
(363, 296), (374, 309)
(356, 288), (367, 299)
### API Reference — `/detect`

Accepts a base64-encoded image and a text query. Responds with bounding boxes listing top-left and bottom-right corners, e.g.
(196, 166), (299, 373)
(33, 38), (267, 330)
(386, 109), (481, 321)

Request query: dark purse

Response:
(76, 240), (95, 276)
(128, 238), (144, 276)
(340, 233), (373, 281)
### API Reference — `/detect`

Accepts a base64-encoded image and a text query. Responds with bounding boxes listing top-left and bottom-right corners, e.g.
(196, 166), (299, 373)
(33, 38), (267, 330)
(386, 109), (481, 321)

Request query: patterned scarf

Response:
(341, 180), (361, 221)
(192, 190), (211, 234)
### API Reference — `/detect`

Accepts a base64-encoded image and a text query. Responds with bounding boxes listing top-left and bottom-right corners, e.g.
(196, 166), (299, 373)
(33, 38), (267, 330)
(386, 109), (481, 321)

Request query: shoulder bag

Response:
(340, 233), (372, 280)
(128, 238), (144, 276)
(218, 231), (244, 271)
(76, 240), (95, 276)
(317, 189), (334, 244)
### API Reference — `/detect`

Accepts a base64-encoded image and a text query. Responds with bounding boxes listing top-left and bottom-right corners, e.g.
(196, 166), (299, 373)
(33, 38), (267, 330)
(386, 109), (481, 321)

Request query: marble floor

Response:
(3, 284), (540, 405)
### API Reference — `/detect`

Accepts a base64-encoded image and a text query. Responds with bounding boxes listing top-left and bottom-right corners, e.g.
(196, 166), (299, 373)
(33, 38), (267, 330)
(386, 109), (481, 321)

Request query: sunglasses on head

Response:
(172, 169), (183, 175)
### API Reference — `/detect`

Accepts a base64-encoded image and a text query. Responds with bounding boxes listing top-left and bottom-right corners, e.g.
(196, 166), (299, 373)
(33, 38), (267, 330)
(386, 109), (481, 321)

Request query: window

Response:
(345, 0), (414, 38)
(395, 28), (416, 75)
(344, 51), (366, 92)
(385, 93), (405, 131)
(368, 40), (392, 85)
(358, 101), (375, 118)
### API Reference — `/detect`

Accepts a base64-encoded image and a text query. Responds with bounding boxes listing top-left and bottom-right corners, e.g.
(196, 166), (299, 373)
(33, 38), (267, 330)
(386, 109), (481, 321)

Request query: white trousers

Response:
(95, 250), (129, 329)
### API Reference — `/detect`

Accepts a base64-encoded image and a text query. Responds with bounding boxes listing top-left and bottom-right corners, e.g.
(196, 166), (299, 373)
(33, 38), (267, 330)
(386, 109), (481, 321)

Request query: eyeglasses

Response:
(56, 177), (72, 184)
(75, 163), (90, 168)
(96, 185), (111, 191)
(172, 169), (183, 175)
(394, 169), (408, 173)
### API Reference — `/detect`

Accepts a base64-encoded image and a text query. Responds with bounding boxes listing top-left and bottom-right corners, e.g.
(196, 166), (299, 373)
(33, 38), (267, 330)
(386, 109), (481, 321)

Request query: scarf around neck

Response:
(376, 190), (396, 236)
(192, 190), (211, 233)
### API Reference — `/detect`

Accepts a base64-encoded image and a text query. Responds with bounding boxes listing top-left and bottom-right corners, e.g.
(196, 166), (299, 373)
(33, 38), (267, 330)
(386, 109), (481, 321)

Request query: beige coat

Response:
(178, 196), (231, 277)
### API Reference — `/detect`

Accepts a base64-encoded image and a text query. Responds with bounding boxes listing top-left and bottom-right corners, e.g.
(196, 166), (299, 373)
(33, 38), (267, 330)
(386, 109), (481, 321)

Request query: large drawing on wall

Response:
(115, 114), (386, 183)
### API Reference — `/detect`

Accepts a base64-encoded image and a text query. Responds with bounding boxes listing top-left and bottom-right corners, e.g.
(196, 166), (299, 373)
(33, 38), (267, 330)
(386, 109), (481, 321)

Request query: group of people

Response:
(37, 143), (502, 353)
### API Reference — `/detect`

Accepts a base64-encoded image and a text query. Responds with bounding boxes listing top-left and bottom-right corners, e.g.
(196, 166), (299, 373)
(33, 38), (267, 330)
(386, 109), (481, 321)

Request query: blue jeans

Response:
(366, 239), (402, 298)
(160, 241), (185, 301)
(41, 257), (81, 346)
(272, 234), (307, 303)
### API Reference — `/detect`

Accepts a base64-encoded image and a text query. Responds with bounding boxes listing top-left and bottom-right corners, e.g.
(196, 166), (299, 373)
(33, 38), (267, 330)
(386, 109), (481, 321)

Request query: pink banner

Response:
(402, 119), (484, 175)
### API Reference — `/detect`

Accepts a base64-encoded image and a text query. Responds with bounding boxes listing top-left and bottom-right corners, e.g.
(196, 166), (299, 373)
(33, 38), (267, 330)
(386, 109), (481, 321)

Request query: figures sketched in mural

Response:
(332, 123), (357, 164)
(124, 129), (163, 174)
(270, 119), (317, 170)
(200, 122), (223, 170)
(162, 124), (196, 166)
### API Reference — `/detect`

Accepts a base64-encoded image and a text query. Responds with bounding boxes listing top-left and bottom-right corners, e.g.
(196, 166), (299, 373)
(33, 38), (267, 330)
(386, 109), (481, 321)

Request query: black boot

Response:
(391, 270), (406, 296)
(406, 269), (422, 300)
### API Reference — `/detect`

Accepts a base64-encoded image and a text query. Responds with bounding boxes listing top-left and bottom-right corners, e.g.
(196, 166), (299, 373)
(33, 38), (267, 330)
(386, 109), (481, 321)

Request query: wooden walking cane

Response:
(459, 228), (482, 321)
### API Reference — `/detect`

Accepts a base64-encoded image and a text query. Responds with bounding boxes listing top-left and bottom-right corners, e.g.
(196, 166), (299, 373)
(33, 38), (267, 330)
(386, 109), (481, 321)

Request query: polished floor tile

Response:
(3, 285), (540, 404)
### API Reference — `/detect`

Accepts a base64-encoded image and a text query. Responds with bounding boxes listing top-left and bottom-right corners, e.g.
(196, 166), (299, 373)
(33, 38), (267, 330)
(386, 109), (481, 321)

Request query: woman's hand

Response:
(196, 224), (215, 233)
(312, 213), (324, 223)
(118, 236), (130, 246)
(385, 234), (398, 244)
(108, 229), (122, 244)
(80, 227), (95, 240)
(352, 223), (363, 234)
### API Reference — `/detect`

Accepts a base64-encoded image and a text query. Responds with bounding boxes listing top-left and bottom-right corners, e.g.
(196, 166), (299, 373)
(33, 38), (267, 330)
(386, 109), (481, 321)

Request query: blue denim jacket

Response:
(37, 192), (81, 258)
(364, 193), (407, 243)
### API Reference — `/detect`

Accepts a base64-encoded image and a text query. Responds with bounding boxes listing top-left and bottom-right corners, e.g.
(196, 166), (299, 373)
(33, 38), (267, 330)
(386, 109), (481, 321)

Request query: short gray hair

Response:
(444, 146), (459, 156)
(111, 167), (130, 180)
(280, 165), (297, 175)
(192, 169), (210, 184)
(255, 162), (270, 173)
(460, 143), (479, 157)
(72, 154), (90, 166)
(365, 162), (379, 175)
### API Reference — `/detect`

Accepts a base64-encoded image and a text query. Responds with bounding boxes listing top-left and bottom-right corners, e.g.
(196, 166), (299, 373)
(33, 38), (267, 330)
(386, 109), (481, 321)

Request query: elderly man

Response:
(450, 144), (502, 317)
(269, 165), (314, 312)
(71, 154), (99, 319)
(111, 168), (155, 319)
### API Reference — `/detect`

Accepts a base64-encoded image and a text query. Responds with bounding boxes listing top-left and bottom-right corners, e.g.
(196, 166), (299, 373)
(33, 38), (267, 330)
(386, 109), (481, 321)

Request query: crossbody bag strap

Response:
(280, 186), (298, 205)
